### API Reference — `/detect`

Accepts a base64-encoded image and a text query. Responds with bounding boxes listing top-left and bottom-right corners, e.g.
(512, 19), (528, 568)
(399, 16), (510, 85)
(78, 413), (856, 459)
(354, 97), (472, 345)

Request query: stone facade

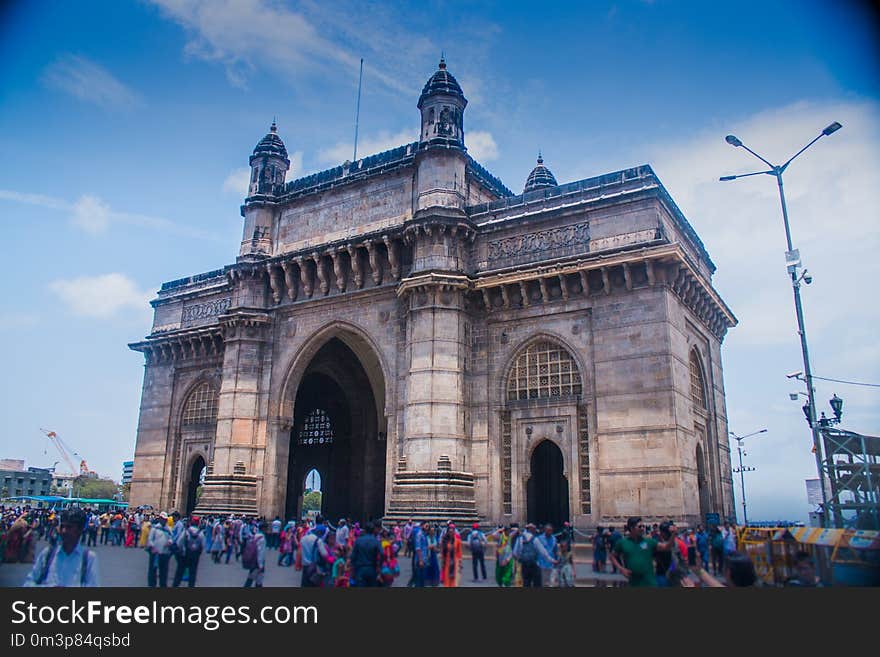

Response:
(129, 60), (737, 528)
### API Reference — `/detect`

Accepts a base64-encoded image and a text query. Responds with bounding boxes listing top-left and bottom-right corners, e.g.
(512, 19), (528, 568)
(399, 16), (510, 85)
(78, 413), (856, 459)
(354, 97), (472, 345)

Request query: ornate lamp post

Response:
(729, 429), (767, 526)
(720, 121), (842, 527)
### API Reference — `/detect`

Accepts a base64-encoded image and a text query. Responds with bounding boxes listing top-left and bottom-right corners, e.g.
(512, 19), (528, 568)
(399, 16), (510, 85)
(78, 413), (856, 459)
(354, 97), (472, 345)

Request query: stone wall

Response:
(277, 170), (414, 254)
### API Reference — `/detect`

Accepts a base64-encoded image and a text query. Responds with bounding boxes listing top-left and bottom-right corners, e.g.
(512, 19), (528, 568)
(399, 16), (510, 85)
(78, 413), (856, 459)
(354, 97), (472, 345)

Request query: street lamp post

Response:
(730, 429), (767, 526)
(720, 121), (842, 528)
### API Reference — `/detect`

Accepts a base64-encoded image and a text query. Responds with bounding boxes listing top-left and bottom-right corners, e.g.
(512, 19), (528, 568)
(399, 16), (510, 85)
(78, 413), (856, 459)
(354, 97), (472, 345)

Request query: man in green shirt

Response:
(610, 516), (676, 587)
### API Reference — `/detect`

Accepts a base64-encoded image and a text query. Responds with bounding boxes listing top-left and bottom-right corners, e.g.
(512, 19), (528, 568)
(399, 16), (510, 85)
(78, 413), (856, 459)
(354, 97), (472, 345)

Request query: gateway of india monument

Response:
(129, 59), (737, 529)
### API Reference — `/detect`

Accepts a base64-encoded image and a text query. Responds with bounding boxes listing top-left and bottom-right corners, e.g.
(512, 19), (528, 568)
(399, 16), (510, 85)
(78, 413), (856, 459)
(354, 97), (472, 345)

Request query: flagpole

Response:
(353, 58), (363, 161)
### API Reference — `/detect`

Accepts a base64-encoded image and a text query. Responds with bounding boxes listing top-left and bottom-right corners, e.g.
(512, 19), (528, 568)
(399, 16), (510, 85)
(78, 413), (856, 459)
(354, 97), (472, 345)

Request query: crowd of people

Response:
(598, 516), (821, 588)
(1, 504), (824, 588)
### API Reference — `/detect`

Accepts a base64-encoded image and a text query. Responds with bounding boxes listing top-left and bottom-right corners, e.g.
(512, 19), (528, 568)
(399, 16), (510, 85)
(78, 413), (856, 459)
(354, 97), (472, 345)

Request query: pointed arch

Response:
(278, 320), (390, 428)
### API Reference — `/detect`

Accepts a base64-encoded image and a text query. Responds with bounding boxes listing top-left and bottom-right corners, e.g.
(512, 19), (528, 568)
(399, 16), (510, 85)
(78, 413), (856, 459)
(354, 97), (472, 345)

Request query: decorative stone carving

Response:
(487, 221), (589, 263)
(347, 245), (364, 289)
(332, 250), (346, 292)
(366, 242), (382, 286)
(383, 236), (400, 280)
(312, 253), (329, 296)
(297, 257), (313, 298)
(182, 298), (231, 324)
(267, 264), (283, 304)
(281, 261), (298, 301)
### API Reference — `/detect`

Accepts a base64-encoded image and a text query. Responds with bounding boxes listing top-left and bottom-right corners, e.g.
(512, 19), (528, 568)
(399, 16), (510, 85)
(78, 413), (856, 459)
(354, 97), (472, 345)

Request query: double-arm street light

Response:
(720, 121), (842, 527)
(730, 429), (768, 526)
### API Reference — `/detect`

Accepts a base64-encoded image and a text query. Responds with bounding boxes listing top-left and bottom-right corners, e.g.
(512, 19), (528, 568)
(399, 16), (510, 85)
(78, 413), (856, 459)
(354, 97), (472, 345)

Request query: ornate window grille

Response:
(690, 350), (707, 409)
(578, 406), (591, 514)
(297, 409), (334, 446)
(501, 411), (512, 515)
(507, 340), (582, 401)
(181, 382), (218, 426)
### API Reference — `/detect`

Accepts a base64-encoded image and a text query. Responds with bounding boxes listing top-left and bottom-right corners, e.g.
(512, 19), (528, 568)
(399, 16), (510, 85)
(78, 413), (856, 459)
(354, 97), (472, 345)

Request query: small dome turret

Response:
(524, 153), (558, 192)
(418, 57), (466, 109)
(250, 120), (289, 163)
(247, 121), (290, 198)
(418, 57), (467, 149)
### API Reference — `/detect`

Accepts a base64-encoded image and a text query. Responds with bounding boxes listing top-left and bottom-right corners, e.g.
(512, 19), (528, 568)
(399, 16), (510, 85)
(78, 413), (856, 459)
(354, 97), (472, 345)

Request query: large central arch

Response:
(283, 335), (387, 522)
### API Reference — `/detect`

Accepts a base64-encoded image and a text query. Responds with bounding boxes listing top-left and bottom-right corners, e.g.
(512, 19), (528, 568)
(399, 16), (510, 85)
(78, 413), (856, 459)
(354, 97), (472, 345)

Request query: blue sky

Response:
(1, 1), (877, 521)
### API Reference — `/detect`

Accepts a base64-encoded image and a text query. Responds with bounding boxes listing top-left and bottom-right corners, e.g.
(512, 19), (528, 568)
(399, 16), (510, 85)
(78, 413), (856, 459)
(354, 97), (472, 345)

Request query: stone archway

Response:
(284, 337), (386, 523)
(527, 440), (570, 528)
(184, 455), (206, 516)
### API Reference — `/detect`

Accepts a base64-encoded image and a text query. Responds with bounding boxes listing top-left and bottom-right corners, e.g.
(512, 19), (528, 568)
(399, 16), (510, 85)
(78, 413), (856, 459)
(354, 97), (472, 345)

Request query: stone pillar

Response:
(388, 269), (477, 522)
(194, 307), (271, 517)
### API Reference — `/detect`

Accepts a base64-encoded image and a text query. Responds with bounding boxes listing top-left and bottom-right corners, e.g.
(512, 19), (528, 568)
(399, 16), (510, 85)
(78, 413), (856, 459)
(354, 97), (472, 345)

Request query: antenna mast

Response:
(353, 58), (364, 161)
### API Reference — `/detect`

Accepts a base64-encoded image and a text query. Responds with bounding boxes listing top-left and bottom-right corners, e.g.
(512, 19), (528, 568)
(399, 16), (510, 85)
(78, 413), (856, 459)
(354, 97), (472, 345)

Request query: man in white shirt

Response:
(270, 516), (282, 549)
(25, 508), (99, 587)
(335, 519), (350, 548)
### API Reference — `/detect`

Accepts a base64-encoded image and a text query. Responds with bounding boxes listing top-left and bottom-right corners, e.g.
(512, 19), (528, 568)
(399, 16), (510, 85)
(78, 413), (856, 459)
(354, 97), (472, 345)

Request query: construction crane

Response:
(40, 429), (94, 477)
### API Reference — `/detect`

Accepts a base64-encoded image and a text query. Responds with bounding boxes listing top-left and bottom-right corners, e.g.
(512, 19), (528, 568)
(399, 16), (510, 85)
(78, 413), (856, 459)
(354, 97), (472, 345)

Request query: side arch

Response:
(168, 375), (220, 511)
(526, 438), (570, 528)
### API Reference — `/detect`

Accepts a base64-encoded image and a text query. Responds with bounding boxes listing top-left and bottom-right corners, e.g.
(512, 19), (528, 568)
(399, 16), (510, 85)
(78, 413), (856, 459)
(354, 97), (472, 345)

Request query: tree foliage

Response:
(73, 477), (118, 500)
(302, 490), (322, 512)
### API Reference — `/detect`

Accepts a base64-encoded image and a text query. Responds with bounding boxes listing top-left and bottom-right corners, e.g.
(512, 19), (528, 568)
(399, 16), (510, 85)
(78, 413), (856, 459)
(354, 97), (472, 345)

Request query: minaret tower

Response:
(390, 59), (478, 522)
(240, 121), (289, 257)
(414, 56), (468, 220)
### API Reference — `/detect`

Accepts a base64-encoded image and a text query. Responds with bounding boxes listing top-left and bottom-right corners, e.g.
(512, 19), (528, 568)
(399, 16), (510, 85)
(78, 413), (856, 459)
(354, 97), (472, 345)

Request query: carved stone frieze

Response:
(488, 221), (589, 263)
(181, 298), (231, 325)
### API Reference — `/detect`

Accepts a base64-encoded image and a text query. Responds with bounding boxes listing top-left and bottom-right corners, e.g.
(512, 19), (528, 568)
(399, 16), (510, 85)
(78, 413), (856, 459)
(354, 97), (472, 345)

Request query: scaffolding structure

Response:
(820, 427), (880, 530)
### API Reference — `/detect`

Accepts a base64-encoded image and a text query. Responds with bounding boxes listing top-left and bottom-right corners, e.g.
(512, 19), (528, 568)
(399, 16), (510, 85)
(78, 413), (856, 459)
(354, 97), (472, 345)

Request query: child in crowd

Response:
(557, 540), (576, 587)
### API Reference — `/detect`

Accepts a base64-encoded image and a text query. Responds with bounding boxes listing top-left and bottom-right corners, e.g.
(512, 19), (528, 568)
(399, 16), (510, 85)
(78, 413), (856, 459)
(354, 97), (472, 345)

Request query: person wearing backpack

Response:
(242, 521), (268, 587)
(299, 524), (331, 587)
(513, 523), (554, 587)
(173, 515), (207, 587)
(24, 508), (99, 587)
(146, 514), (174, 587)
(467, 523), (487, 582)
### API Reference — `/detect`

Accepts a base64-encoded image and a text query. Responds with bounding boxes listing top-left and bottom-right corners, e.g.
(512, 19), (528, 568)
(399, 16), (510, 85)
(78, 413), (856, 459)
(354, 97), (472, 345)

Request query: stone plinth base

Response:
(193, 463), (258, 517)
(385, 469), (478, 523)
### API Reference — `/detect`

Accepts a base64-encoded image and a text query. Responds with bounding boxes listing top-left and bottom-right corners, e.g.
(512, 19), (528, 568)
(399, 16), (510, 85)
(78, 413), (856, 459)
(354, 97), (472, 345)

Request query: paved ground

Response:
(0, 540), (498, 588)
(1, 538), (625, 587)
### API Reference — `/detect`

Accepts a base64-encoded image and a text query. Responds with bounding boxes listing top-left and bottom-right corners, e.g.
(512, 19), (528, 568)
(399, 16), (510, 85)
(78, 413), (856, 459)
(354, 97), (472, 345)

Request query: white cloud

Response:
(223, 167), (251, 197)
(71, 195), (112, 234)
(467, 131), (499, 162)
(49, 274), (153, 319)
(289, 151), (304, 177)
(645, 99), (880, 345)
(149, 0), (411, 95)
(0, 190), (220, 241)
(0, 190), (68, 210)
(42, 54), (140, 109)
(318, 130), (416, 166)
(641, 99), (880, 521)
